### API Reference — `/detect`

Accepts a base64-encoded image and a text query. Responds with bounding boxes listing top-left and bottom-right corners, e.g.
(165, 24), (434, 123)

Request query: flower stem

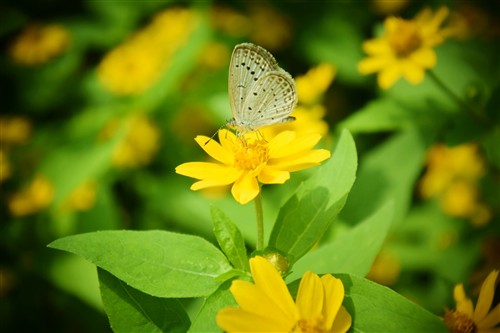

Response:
(254, 190), (264, 251)
(427, 70), (487, 124)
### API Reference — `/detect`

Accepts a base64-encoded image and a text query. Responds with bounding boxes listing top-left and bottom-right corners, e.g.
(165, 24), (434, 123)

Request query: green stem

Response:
(427, 70), (486, 124)
(254, 190), (264, 251)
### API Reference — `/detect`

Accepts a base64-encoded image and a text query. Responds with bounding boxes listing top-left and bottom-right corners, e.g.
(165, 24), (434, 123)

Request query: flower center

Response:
(233, 138), (269, 171)
(443, 309), (477, 333)
(388, 20), (423, 57)
(292, 318), (327, 333)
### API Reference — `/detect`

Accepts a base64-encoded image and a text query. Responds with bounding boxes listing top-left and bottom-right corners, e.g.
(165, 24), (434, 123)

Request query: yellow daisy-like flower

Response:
(8, 175), (54, 217)
(443, 270), (499, 333)
(358, 7), (450, 89)
(296, 63), (336, 105)
(216, 256), (352, 332)
(9, 23), (70, 66)
(175, 129), (330, 205)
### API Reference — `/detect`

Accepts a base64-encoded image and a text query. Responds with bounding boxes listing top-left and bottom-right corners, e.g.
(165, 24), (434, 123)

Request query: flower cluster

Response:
(9, 23), (70, 66)
(419, 143), (491, 226)
(443, 270), (499, 333)
(97, 8), (198, 95)
(8, 175), (54, 217)
(358, 7), (452, 89)
(216, 256), (352, 333)
(176, 129), (330, 204)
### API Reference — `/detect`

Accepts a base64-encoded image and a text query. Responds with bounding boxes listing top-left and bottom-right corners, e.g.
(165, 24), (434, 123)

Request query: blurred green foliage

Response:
(1, 0), (499, 332)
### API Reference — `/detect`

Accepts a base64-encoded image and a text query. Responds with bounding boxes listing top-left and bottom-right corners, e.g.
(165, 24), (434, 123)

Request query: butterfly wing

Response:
(240, 70), (297, 131)
(228, 43), (279, 124)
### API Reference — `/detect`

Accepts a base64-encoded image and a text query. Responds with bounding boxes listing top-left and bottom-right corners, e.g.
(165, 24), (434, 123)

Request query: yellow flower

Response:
(63, 181), (97, 212)
(8, 175), (54, 216)
(0, 150), (11, 182)
(358, 7), (450, 89)
(175, 129), (330, 205)
(370, 0), (409, 16)
(366, 251), (401, 286)
(0, 116), (32, 146)
(296, 63), (336, 105)
(248, 3), (292, 51)
(97, 7), (198, 95)
(110, 115), (161, 168)
(216, 256), (352, 333)
(198, 42), (230, 70)
(209, 5), (252, 37)
(9, 23), (70, 66)
(443, 270), (499, 333)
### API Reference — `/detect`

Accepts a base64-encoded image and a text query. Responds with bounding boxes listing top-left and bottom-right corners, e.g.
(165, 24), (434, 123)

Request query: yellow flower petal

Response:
(195, 135), (233, 165)
(473, 270), (499, 323)
(477, 302), (500, 329)
(249, 257), (299, 322)
(321, 274), (344, 330)
(217, 307), (292, 332)
(378, 63), (403, 89)
(266, 130), (296, 155)
(257, 166), (290, 184)
(409, 47), (436, 67)
(401, 61), (425, 84)
(269, 132), (322, 159)
(330, 306), (353, 333)
(219, 129), (239, 151)
(231, 173), (260, 204)
(270, 149), (331, 172)
(454, 284), (474, 317)
(175, 162), (239, 181)
(296, 271), (324, 320)
(358, 57), (391, 75)
(363, 38), (391, 55)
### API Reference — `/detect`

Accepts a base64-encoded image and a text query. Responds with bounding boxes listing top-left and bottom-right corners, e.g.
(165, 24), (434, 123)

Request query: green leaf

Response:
(339, 274), (447, 333)
(211, 206), (249, 271)
(48, 230), (232, 297)
(340, 129), (429, 225)
(340, 97), (449, 134)
(287, 201), (394, 281)
(98, 268), (190, 333)
(269, 129), (357, 264)
(188, 281), (236, 333)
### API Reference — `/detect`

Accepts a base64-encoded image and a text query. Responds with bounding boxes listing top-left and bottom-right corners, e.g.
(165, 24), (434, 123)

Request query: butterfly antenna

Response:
(204, 123), (227, 146)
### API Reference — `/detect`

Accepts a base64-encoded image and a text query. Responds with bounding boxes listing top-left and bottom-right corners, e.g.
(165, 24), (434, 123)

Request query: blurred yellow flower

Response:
(367, 251), (401, 286)
(98, 7), (198, 95)
(63, 181), (97, 212)
(0, 116), (32, 146)
(175, 129), (330, 204)
(110, 115), (161, 168)
(198, 42), (230, 70)
(0, 150), (11, 182)
(261, 105), (329, 139)
(216, 256), (352, 333)
(8, 175), (54, 216)
(419, 143), (490, 226)
(370, 0), (409, 16)
(209, 5), (251, 37)
(443, 270), (499, 333)
(248, 3), (292, 51)
(9, 23), (70, 66)
(296, 63), (336, 105)
(358, 7), (451, 89)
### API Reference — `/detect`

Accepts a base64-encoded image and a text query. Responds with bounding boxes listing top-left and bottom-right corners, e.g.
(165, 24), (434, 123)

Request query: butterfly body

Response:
(227, 43), (297, 135)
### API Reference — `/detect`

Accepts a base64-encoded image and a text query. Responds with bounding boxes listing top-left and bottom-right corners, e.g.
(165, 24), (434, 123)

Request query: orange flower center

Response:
(443, 309), (477, 333)
(233, 138), (269, 171)
(292, 318), (327, 333)
(388, 20), (423, 57)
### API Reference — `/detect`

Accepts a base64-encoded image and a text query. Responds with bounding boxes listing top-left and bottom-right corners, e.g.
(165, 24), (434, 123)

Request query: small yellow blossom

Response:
(175, 129), (330, 204)
(443, 270), (499, 333)
(209, 5), (252, 37)
(248, 3), (292, 51)
(296, 63), (336, 105)
(8, 175), (54, 216)
(9, 23), (70, 66)
(261, 105), (329, 139)
(419, 143), (490, 225)
(217, 256), (352, 333)
(0, 117), (32, 146)
(358, 7), (451, 89)
(0, 150), (11, 182)
(63, 181), (97, 212)
(110, 115), (161, 168)
(367, 251), (401, 286)
(98, 7), (198, 95)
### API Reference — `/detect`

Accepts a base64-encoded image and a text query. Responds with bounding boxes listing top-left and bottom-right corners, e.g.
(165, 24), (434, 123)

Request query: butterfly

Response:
(226, 43), (297, 135)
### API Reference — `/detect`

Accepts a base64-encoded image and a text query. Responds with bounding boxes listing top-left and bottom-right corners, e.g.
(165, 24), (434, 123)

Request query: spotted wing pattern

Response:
(238, 70), (297, 131)
(228, 43), (286, 131)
